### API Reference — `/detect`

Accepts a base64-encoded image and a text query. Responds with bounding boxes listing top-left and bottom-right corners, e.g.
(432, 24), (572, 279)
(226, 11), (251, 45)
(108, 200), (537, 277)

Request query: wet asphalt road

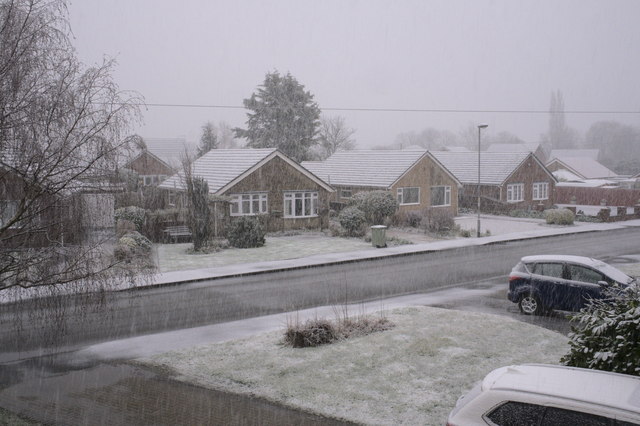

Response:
(1, 228), (639, 425)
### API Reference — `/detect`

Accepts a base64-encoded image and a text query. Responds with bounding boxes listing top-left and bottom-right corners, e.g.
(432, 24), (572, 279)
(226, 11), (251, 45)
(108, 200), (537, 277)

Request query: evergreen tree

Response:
(197, 121), (218, 157)
(235, 71), (321, 162)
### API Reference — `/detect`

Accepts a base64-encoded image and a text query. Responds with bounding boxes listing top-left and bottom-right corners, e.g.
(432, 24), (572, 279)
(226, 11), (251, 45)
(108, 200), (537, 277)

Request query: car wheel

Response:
(519, 293), (544, 315)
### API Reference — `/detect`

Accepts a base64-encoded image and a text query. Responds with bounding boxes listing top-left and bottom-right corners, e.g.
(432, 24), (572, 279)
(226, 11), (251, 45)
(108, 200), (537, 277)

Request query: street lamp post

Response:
(477, 124), (488, 238)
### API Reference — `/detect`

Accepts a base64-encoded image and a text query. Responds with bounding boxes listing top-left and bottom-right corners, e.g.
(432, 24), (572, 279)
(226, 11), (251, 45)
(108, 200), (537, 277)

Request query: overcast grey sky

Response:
(68, 0), (640, 147)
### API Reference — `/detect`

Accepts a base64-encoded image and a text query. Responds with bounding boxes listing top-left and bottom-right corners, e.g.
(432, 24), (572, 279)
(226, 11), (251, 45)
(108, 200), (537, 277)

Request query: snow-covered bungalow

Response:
(487, 142), (547, 163)
(431, 151), (557, 213)
(546, 156), (617, 180)
(302, 150), (462, 217)
(159, 148), (334, 233)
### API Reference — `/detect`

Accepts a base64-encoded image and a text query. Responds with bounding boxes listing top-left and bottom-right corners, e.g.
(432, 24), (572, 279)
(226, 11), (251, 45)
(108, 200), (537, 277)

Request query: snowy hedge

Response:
(338, 206), (366, 237)
(544, 208), (575, 225)
(562, 283), (640, 376)
(228, 216), (265, 248)
(349, 190), (398, 225)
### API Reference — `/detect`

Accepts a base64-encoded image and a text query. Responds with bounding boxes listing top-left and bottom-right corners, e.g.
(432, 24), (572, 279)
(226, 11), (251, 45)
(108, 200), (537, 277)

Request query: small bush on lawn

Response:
(114, 231), (152, 263)
(544, 208), (575, 225)
(421, 208), (455, 234)
(228, 216), (265, 248)
(393, 210), (422, 228)
(349, 190), (398, 225)
(283, 315), (395, 348)
(561, 283), (640, 376)
(338, 206), (367, 237)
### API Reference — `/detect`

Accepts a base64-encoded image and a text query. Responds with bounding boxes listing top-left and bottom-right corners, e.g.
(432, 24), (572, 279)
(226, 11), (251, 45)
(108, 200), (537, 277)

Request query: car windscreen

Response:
(594, 262), (634, 285)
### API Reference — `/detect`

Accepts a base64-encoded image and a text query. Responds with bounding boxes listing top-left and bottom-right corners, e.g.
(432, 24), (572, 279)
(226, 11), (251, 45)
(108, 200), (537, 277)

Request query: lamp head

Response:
(478, 123), (489, 129)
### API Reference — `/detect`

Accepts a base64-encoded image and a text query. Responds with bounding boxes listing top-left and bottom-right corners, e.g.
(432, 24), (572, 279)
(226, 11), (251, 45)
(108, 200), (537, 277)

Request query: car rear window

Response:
(533, 263), (564, 279)
(485, 401), (545, 426)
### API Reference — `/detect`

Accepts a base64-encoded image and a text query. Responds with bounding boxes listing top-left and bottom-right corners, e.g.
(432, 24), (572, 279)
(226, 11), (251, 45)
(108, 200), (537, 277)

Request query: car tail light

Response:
(509, 274), (520, 282)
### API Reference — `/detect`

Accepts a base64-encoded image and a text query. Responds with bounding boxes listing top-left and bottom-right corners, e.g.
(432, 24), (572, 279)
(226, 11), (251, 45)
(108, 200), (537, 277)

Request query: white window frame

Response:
(284, 191), (318, 218)
(168, 191), (177, 207)
(397, 187), (420, 205)
(230, 193), (268, 216)
(340, 187), (352, 199)
(430, 185), (451, 207)
(532, 182), (549, 201)
(506, 183), (524, 202)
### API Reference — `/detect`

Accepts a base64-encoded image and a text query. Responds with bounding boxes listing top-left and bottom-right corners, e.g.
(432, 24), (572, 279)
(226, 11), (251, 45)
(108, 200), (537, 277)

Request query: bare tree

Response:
(0, 0), (142, 292)
(318, 115), (356, 159)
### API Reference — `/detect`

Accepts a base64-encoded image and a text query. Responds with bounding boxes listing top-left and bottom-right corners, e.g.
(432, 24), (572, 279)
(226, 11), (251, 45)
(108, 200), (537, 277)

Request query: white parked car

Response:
(447, 364), (640, 425)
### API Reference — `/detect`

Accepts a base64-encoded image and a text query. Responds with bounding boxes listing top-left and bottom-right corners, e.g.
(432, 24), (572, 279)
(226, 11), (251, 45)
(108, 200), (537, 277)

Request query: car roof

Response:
(483, 364), (640, 415)
(520, 255), (605, 268)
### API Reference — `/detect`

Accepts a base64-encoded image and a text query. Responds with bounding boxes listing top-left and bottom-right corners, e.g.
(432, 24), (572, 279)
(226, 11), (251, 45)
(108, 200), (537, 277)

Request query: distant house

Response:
(302, 150), (462, 217)
(487, 143), (547, 163)
(549, 149), (600, 161)
(143, 137), (197, 169)
(431, 151), (557, 212)
(159, 149), (334, 233)
(123, 149), (174, 186)
(546, 156), (617, 180)
(1, 160), (117, 249)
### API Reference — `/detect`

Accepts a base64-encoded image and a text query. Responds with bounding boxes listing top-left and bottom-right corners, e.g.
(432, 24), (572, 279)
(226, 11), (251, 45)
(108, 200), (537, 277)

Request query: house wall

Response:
(500, 156), (556, 210)
(127, 152), (174, 176)
(391, 155), (459, 216)
(555, 186), (640, 207)
(224, 156), (331, 232)
(329, 156), (459, 217)
(459, 156), (555, 213)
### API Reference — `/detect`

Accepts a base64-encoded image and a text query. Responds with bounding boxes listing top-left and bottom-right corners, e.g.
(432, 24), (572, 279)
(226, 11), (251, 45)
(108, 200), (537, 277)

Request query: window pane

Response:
(485, 401), (544, 426)
(569, 265), (604, 284)
(431, 187), (444, 206)
(252, 199), (259, 214)
(535, 263), (564, 279)
(295, 198), (303, 216)
(285, 199), (292, 216)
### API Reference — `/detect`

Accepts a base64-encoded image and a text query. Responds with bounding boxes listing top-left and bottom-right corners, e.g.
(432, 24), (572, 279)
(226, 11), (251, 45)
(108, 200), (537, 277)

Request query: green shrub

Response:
(338, 206), (366, 237)
(561, 283), (640, 376)
(349, 191), (398, 225)
(188, 176), (211, 251)
(421, 208), (455, 234)
(544, 208), (575, 225)
(114, 206), (146, 231)
(114, 231), (152, 262)
(228, 216), (265, 248)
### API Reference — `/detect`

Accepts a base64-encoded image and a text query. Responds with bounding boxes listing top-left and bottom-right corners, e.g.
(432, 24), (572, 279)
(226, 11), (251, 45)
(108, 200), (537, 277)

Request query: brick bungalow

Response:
(302, 150), (462, 217)
(431, 151), (557, 213)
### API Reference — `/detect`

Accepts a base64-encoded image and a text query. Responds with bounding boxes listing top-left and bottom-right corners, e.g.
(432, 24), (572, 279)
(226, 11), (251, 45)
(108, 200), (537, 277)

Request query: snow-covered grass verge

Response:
(143, 307), (568, 425)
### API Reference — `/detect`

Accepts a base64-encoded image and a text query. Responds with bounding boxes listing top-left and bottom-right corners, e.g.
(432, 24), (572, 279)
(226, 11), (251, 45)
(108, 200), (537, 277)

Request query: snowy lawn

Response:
(155, 233), (374, 272)
(144, 307), (569, 425)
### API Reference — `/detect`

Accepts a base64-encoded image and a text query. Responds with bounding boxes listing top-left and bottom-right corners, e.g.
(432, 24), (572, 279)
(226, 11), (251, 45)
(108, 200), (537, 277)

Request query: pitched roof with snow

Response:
(547, 156), (617, 179)
(549, 149), (600, 161)
(431, 151), (548, 185)
(301, 150), (459, 188)
(159, 148), (332, 194)
(143, 138), (197, 165)
(486, 143), (541, 153)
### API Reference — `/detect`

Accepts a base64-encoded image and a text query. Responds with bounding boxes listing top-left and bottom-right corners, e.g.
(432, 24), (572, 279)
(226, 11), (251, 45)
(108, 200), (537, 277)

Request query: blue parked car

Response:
(507, 255), (635, 315)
